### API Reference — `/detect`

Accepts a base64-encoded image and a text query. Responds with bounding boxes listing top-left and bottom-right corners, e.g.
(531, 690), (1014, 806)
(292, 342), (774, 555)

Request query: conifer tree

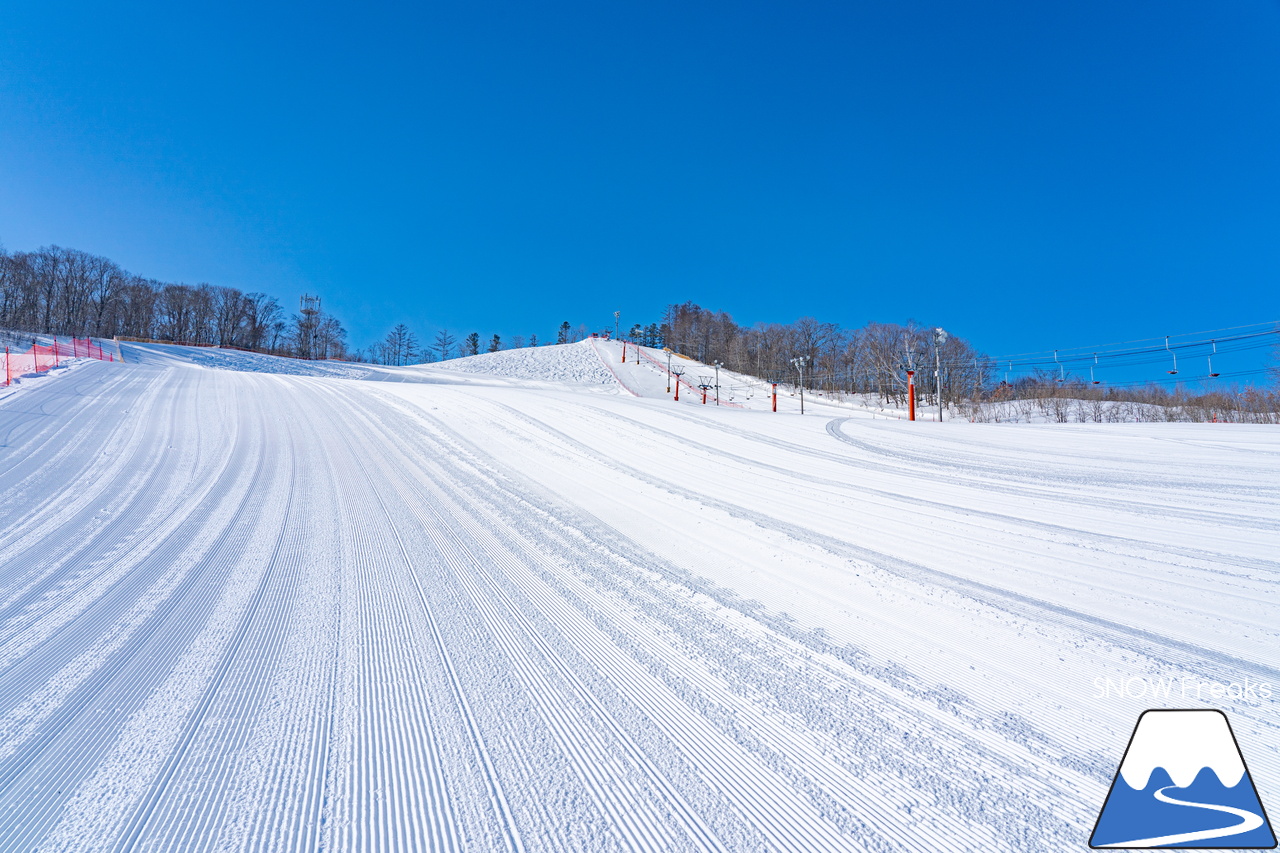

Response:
(433, 329), (456, 361)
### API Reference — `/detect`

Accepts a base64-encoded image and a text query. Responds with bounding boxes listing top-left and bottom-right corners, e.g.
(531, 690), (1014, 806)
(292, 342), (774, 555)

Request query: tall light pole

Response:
(712, 360), (723, 405)
(790, 356), (808, 414)
(614, 311), (620, 341)
(933, 328), (948, 423)
(300, 294), (322, 360)
(665, 349), (673, 393)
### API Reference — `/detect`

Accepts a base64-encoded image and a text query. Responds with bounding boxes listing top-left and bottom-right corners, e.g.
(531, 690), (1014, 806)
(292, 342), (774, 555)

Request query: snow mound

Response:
(433, 341), (619, 387)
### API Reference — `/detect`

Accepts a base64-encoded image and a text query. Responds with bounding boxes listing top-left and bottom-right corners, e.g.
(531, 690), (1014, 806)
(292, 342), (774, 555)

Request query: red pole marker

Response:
(701, 387), (707, 404)
(4, 347), (8, 386)
(907, 370), (916, 421)
(53, 338), (59, 367)
(772, 383), (777, 412)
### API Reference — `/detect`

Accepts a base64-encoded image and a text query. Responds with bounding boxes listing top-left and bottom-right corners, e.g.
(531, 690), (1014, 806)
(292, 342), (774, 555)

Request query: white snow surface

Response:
(0, 340), (1277, 852)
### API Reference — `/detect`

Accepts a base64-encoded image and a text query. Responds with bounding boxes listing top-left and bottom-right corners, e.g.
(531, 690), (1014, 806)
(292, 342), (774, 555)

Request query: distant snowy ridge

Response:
(1119, 710), (1247, 790)
(432, 341), (619, 387)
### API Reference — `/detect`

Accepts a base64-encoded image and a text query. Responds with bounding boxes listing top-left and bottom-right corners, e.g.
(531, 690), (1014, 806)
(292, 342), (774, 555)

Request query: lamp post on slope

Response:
(933, 328), (948, 423)
(790, 356), (809, 414)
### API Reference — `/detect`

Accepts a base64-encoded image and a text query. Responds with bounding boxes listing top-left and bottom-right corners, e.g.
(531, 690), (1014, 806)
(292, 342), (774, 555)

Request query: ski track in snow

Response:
(0, 349), (1276, 852)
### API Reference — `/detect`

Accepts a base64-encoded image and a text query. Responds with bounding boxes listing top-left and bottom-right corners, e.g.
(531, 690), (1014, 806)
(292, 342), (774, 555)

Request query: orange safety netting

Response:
(4, 337), (115, 386)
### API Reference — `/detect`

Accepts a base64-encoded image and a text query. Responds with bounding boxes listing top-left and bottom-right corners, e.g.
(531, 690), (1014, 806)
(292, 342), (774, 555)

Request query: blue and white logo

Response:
(1091, 709), (1276, 848)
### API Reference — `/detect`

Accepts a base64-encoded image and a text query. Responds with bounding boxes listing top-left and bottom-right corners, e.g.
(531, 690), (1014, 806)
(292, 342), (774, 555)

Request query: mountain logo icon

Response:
(1091, 709), (1276, 848)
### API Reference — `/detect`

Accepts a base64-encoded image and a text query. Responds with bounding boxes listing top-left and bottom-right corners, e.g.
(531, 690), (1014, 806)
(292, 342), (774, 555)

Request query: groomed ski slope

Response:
(0, 340), (1276, 851)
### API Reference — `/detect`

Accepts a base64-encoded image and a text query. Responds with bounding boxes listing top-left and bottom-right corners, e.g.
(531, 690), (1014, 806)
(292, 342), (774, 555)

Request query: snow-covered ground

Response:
(0, 340), (1276, 851)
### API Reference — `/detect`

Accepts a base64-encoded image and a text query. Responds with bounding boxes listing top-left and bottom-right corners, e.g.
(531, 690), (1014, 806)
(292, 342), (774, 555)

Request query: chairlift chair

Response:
(1090, 353), (1100, 384)
(1165, 336), (1178, 375)
(1208, 339), (1220, 377)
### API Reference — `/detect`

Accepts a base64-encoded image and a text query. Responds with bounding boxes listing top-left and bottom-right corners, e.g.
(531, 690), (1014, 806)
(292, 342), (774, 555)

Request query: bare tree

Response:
(244, 293), (282, 351)
(212, 286), (248, 346)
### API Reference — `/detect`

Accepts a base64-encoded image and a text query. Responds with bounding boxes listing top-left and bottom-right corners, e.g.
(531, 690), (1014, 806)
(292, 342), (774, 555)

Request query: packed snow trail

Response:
(0, 350), (1276, 851)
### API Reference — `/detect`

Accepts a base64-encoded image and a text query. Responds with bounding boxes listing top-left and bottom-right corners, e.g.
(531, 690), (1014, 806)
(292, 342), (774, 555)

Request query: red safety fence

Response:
(4, 337), (115, 387)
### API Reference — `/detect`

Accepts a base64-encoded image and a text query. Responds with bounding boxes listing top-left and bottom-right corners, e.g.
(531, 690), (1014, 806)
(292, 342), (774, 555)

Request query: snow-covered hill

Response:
(429, 340), (620, 387)
(0, 341), (1276, 852)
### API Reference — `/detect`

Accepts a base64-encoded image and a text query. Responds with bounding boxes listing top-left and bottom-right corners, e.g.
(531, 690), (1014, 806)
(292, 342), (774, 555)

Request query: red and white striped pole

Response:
(4, 347), (8, 386)
(772, 383), (777, 412)
(907, 370), (916, 421)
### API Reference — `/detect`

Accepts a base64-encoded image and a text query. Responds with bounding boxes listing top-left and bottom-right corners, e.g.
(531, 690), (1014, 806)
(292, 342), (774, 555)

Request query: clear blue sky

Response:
(2, 1), (1278, 371)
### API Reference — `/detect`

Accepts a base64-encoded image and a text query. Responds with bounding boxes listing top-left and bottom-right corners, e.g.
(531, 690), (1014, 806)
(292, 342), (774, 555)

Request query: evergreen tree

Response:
(433, 329), (456, 361)
(529, 333), (538, 347)
(488, 334), (501, 353)
(380, 323), (418, 365)
(464, 332), (480, 356)
(557, 321), (570, 344)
